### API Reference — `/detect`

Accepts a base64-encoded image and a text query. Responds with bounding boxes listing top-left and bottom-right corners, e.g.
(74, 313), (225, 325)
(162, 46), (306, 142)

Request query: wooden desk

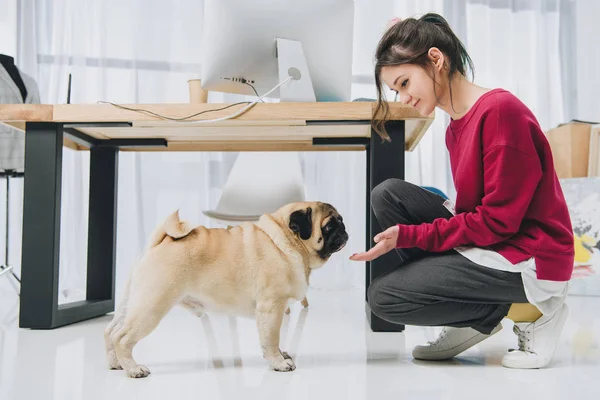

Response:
(0, 102), (433, 331)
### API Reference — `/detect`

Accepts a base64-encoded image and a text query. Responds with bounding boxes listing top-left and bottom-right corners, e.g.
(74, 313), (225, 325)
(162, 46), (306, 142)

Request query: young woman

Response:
(350, 13), (574, 369)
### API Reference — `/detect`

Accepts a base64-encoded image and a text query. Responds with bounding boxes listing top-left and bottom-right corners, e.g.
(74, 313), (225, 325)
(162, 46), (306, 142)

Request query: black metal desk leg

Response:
(86, 146), (118, 303)
(365, 121), (406, 332)
(20, 123), (118, 329)
(19, 122), (64, 329)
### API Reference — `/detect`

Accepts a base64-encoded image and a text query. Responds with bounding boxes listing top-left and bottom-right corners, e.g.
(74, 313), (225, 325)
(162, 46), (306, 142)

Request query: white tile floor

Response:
(1, 284), (599, 400)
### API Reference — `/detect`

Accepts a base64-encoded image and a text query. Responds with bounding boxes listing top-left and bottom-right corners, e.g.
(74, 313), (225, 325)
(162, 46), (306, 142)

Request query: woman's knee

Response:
(367, 288), (388, 319)
(366, 279), (383, 314)
(367, 277), (420, 322)
(371, 178), (409, 212)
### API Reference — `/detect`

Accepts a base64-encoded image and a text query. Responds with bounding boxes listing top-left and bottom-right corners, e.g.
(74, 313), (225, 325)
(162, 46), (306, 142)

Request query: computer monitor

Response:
(200, 0), (355, 102)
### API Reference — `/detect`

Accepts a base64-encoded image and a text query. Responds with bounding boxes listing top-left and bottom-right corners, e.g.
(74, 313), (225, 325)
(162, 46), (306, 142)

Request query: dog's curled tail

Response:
(146, 209), (194, 250)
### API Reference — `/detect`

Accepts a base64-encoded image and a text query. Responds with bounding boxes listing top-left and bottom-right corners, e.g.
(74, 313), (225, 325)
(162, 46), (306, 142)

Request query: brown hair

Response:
(372, 13), (474, 140)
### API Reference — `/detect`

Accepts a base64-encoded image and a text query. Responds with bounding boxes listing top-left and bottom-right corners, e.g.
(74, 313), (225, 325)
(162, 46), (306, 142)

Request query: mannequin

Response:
(0, 54), (40, 288)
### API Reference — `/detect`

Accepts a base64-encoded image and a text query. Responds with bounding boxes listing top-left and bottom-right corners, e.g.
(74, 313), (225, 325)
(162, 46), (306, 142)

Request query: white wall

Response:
(576, 0), (600, 121)
(0, 0), (18, 57)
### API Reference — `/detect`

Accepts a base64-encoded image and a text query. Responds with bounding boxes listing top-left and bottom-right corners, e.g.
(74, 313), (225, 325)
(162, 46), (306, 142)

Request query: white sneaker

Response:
(413, 324), (502, 361)
(502, 303), (569, 369)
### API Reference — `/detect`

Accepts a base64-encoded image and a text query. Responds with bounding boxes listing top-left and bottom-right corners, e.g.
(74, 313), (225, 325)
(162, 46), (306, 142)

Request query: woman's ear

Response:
(427, 47), (445, 71)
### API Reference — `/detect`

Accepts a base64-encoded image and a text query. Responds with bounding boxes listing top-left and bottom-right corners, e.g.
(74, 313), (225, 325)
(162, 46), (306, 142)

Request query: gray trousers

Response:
(367, 179), (528, 334)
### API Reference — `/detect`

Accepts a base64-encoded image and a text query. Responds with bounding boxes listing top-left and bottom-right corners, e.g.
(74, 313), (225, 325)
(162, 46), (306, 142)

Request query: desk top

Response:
(0, 102), (434, 152)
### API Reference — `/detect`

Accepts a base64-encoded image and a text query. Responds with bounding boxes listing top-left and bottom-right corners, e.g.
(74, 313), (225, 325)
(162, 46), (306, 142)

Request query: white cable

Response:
(182, 76), (294, 124)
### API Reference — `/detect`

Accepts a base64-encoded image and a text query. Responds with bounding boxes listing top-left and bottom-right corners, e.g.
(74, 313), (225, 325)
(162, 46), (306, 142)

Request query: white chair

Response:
(203, 152), (306, 226)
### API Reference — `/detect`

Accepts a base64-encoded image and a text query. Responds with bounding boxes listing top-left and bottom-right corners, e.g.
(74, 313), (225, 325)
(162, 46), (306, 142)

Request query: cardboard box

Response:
(588, 125), (600, 177)
(545, 121), (596, 179)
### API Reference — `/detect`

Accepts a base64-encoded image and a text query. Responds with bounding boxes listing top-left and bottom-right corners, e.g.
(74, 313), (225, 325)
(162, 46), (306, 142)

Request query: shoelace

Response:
(428, 328), (449, 346)
(509, 324), (535, 354)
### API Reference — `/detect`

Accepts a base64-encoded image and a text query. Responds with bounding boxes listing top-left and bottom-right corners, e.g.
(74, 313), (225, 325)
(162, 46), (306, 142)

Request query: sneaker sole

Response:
(413, 325), (502, 361)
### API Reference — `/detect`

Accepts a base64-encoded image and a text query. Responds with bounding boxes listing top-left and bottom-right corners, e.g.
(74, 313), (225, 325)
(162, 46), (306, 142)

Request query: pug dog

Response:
(104, 201), (348, 378)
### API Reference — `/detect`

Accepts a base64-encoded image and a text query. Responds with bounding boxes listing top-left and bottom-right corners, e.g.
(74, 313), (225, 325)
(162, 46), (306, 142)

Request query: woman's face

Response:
(380, 50), (447, 116)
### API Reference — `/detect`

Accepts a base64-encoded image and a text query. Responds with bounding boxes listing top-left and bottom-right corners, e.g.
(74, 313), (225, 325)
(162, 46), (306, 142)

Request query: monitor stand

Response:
(276, 38), (316, 102)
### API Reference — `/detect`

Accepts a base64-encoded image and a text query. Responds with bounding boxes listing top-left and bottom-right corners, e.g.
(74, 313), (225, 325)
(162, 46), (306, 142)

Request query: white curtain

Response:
(3, 0), (576, 302)
(463, 0), (566, 130)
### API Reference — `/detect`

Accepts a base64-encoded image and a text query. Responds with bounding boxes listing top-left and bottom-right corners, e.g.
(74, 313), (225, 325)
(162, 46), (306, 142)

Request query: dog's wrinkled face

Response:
(288, 202), (349, 260)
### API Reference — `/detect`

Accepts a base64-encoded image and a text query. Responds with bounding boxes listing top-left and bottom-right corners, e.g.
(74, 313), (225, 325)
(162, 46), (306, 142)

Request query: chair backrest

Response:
(421, 186), (449, 200)
(204, 152), (306, 222)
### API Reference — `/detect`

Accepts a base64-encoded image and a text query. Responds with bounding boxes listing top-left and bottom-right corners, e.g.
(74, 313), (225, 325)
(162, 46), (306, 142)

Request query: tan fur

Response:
(104, 201), (346, 378)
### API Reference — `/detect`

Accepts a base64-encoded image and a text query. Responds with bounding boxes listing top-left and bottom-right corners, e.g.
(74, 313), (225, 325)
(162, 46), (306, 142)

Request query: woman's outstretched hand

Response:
(349, 225), (399, 262)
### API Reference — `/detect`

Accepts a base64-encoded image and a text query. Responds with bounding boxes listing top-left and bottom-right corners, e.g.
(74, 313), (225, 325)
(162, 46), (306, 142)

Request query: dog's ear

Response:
(289, 207), (312, 240)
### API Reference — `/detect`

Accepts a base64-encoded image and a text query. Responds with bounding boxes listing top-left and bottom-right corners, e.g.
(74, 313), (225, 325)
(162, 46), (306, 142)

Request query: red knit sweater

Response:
(396, 89), (574, 281)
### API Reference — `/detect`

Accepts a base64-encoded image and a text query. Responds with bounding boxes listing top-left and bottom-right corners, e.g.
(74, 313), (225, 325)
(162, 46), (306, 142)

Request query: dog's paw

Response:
(127, 365), (151, 378)
(106, 351), (122, 370)
(271, 357), (296, 372)
(281, 351), (292, 360)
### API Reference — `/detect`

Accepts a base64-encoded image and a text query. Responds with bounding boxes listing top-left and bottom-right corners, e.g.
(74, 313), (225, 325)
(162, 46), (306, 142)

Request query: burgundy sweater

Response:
(396, 89), (574, 282)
